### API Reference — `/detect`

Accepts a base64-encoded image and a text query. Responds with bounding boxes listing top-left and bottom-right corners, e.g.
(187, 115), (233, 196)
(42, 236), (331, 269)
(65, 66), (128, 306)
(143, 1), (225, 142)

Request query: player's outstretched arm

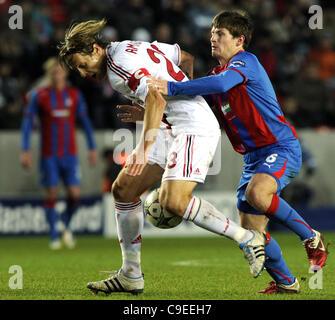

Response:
(148, 69), (244, 97)
(21, 91), (38, 169)
(125, 87), (166, 176)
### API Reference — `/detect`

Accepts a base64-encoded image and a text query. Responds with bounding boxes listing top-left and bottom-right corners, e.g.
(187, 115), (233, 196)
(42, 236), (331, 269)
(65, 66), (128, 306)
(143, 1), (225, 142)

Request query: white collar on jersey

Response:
(106, 42), (121, 57)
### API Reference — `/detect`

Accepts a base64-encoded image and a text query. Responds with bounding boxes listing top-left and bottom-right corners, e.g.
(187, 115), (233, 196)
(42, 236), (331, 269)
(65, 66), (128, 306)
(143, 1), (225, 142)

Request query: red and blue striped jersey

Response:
(22, 86), (95, 157)
(168, 50), (298, 154)
(207, 51), (298, 154)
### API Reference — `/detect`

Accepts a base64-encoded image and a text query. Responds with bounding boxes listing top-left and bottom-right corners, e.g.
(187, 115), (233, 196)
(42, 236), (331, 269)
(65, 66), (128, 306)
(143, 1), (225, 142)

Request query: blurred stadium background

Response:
(0, 0), (335, 238)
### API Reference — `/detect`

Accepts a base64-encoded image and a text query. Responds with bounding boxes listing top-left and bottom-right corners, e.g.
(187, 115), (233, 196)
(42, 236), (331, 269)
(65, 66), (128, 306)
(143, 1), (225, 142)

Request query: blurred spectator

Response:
(187, 0), (217, 39)
(277, 50), (304, 94)
(281, 140), (317, 208)
(132, 27), (151, 42)
(306, 32), (335, 82)
(291, 62), (333, 128)
(0, 62), (22, 129)
(253, 32), (277, 80)
(1, 1), (335, 130)
(154, 23), (173, 43)
(111, 0), (155, 40)
(31, 3), (53, 44)
(160, 0), (188, 38)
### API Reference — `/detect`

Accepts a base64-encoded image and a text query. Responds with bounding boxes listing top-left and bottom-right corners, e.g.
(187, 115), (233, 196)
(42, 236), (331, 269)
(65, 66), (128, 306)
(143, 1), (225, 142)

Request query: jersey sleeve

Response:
(21, 90), (39, 150)
(24, 90), (39, 117)
(127, 67), (151, 102)
(107, 46), (151, 104)
(76, 91), (88, 117)
(226, 52), (257, 82)
(76, 91), (96, 150)
(151, 41), (181, 66)
(167, 70), (244, 96)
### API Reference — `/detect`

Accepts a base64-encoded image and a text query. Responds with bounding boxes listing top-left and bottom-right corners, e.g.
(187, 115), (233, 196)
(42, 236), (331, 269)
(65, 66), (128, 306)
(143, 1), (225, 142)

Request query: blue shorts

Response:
(237, 139), (302, 214)
(40, 155), (80, 187)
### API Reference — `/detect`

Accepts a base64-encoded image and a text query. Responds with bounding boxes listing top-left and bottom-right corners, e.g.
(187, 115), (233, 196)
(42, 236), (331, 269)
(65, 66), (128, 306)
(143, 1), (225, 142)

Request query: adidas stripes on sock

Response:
(115, 200), (143, 278)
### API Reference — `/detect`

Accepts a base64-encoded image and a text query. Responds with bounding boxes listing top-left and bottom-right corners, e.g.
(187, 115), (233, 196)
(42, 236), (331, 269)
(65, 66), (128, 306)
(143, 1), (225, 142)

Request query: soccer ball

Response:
(144, 188), (182, 229)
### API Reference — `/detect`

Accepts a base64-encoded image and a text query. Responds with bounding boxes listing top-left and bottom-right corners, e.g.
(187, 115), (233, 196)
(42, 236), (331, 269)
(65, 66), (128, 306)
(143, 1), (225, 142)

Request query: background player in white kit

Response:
(58, 19), (266, 295)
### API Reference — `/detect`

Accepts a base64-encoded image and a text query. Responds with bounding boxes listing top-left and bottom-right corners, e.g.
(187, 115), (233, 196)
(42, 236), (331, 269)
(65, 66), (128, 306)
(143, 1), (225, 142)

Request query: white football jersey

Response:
(106, 40), (220, 136)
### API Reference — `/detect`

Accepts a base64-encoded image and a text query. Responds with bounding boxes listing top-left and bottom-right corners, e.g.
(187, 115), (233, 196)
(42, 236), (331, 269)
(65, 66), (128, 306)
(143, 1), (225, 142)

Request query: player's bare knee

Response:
(245, 185), (265, 210)
(112, 180), (129, 202)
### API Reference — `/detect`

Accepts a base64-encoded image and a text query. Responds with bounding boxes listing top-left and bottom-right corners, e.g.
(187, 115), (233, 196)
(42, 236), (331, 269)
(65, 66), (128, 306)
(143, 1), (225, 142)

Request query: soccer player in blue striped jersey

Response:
(148, 10), (328, 294)
(21, 57), (97, 249)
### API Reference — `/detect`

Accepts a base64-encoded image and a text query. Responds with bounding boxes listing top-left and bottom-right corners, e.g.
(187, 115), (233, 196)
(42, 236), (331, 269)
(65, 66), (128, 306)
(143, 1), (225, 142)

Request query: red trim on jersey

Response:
(272, 159), (287, 180)
(223, 50), (245, 69)
(227, 67), (247, 84)
(266, 194), (279, 216)
(128, 68), (150, 91)
(277, 115), (298, 139)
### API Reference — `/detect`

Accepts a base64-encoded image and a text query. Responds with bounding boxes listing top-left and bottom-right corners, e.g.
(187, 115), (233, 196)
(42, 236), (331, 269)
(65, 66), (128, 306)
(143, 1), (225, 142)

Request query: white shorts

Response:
(147, 128), (170, 169)
(147, 130), (220, 183)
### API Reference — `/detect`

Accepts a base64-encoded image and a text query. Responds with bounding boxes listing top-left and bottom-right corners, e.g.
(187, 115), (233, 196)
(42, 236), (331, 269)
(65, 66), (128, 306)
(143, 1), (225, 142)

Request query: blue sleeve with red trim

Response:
(167, 70), (244, 96)
(21, 91), (38, 150)
(226, 52), (257, 82)
(76, 92), (96, 150)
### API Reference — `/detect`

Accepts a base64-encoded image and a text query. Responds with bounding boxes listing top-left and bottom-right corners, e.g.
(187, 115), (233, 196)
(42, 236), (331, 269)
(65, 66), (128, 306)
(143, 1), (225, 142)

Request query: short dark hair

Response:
(212, 10), (253, 49)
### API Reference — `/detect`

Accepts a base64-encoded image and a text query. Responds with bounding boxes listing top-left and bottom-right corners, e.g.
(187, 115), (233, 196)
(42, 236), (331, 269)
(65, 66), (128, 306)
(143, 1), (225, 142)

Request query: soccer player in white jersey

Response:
(58, 19), (266, 295)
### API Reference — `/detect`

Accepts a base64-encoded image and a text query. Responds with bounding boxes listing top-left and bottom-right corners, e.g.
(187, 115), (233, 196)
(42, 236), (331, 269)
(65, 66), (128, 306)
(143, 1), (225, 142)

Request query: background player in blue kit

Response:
(148, 10), (328, 294)
(21, 57), (97, 249)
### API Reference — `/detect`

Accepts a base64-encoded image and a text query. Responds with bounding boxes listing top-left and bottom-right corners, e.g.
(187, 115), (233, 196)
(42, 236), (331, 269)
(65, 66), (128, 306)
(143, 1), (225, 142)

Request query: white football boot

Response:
(87, 270), (144, 295)
(62, 229), (75, 249)
(49, 239), (62, 250)
(240, 230), (266, 278)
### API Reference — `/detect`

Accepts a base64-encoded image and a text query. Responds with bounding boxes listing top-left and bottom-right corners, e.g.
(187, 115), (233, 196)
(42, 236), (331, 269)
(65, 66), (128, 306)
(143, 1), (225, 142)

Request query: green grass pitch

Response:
(0, 232), (334, 300)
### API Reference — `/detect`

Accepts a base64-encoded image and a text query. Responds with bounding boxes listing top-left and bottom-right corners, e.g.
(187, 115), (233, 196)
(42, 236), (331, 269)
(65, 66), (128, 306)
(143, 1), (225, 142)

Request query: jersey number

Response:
(266, 154), (278, 163)
(167, 151), (177, 169)
(147, 45), (185, 82)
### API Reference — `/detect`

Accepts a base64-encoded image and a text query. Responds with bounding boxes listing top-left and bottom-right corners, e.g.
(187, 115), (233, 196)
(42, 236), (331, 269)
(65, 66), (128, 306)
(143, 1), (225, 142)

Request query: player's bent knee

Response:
(111, 180), (130, 202)
(245, 185), (266, 210)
